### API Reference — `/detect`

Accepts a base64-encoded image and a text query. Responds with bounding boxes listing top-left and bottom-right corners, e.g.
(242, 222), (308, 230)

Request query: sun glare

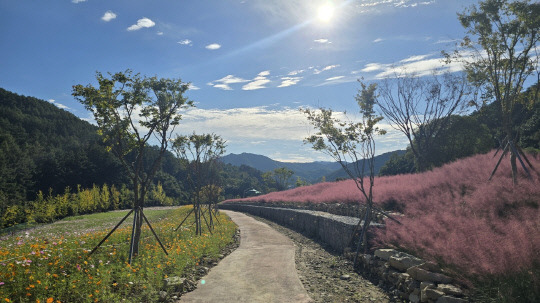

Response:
(317, 4), (335, 23)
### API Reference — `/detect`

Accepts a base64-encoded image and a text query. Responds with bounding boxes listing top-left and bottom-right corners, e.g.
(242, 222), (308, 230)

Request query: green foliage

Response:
(379, 150), (416, 176)
(0, 183), (177, 228)
(221, 164), (268, 199)
(72, 70), (194, 210)
(263, 167), (295, 191)
(379, 116), (493, 175)
(418, 115), (494, 169)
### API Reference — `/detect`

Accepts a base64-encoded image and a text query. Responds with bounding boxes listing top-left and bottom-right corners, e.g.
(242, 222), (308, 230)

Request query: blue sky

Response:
(0, 0), (477, 162)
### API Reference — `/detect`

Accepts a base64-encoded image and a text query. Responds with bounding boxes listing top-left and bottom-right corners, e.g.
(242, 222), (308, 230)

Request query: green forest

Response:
(0, 88), (274, 227)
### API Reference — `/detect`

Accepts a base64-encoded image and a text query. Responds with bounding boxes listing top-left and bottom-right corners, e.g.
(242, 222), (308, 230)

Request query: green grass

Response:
(0, 206), (237, 302)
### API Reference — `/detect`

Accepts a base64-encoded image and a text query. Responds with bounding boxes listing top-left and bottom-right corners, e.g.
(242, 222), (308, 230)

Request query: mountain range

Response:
(220, 151), (405, 183)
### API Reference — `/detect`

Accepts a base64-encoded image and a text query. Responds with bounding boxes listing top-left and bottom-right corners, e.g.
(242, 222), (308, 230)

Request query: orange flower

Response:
(46, 298), (53, 303)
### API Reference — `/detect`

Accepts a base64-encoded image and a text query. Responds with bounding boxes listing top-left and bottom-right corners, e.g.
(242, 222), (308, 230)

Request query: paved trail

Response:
(179, 210), (313, 303)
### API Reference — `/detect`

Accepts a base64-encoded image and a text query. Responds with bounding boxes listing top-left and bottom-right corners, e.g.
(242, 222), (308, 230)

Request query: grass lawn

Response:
(0, 206), (237, 302)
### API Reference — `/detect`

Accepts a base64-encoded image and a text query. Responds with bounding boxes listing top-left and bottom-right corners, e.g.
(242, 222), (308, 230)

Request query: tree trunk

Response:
(511, 151), (518, 185)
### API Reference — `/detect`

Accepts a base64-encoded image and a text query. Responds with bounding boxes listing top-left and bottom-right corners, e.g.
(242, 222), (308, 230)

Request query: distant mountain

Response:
(220, 151), (405, 183)
(220, 153), (341, 183)
(325, 150), (406, 181)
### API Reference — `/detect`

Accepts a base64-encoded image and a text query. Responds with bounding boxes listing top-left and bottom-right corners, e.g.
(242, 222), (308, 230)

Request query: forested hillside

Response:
(0, 88), (282, 226)
(0, 88), (126, 200)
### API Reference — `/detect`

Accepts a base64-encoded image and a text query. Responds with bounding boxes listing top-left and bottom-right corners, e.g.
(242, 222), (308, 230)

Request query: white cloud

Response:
(127, 17), (155, 31)
(48, 99), (70, 110)
(360, 53), (464, 79)
(358, 0), (434, 9)
(313, 64), (340, 74)
(101, 10), (117, 22)
(288, 69), (305, 76)
(205, 43), (221, 50)
(157, 31), (164, 36)
(400, 54), (432, 63)
(314, 38), (331, 44)
(188, 84), (200, 90)
(361, 63), (388, 72)
(209, 75), (249, 90)
(72, 0), (86, 3)
(325, 76), (345, 81)
(278, 77), (302, 88)
(242, 71), (271, 90)
(178, 39), (193, 46)
(373, 38), (384, 43)
(175, 106), (309, 141)
(434, 38), (459, 44)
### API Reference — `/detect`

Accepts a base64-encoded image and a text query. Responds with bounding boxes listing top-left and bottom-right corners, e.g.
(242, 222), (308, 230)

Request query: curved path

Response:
(179, 210), (313, 303)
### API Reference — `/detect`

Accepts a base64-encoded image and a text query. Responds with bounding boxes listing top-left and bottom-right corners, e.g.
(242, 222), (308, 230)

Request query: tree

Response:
(171, 133), (226, 235)
(303, 81), (394, 265)
(451, 0), (540, 183)
(375, 71), (473, 171)
(72, 70), (194, 262)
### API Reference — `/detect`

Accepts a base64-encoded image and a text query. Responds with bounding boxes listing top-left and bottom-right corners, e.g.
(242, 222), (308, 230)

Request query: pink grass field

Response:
(223, 151), (540, 277)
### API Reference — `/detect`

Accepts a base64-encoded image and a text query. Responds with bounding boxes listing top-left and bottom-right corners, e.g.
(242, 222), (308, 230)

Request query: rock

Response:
(398, 273), (410, 282)
(436, 296), (468, 303)
(425, 288), (445, 300)
(163, 276), (186, 290)
(389, 253), (424, 271)
(409, 293), (420, 303)
(419, 261), (441, 273)
(158, 291), (168, 302)
(374, 248), (398, 261)
(437, 284), (463, 297)
(407, 266), (453, 283)
(420, 281), (435, 290)
(340, 274), (351, 280)
(199, 266), (209, 274)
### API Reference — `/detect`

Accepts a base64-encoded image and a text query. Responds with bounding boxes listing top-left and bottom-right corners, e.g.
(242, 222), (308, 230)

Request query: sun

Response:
(317, 3), (335, 23)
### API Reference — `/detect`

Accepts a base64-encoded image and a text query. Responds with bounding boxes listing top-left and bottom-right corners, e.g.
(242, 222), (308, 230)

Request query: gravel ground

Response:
(247, 214), (394, 303)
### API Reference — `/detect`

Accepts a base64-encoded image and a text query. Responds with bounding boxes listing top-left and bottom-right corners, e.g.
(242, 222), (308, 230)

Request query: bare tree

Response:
(376, 71), (473, 171)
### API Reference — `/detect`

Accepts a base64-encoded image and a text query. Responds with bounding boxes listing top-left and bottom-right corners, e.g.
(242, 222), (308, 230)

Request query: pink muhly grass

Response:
(224, 151), (540, 276)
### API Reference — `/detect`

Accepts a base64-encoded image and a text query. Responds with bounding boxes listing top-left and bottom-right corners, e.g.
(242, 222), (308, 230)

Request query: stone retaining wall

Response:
(219, 203), (369, 253)
(219, 203), (468, 303)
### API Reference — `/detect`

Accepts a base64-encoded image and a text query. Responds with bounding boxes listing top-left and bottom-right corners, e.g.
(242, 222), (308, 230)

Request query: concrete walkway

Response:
(180, 210), (313, 303)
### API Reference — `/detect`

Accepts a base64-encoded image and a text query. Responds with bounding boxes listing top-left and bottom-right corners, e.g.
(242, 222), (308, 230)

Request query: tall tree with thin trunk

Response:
(72, 70), (194, 261)
(303, 81), (392, 265)
(449, 0), (540, 183)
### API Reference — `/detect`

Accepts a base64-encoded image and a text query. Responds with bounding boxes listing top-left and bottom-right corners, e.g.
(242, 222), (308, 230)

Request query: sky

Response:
(0, 0), (479, 162)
